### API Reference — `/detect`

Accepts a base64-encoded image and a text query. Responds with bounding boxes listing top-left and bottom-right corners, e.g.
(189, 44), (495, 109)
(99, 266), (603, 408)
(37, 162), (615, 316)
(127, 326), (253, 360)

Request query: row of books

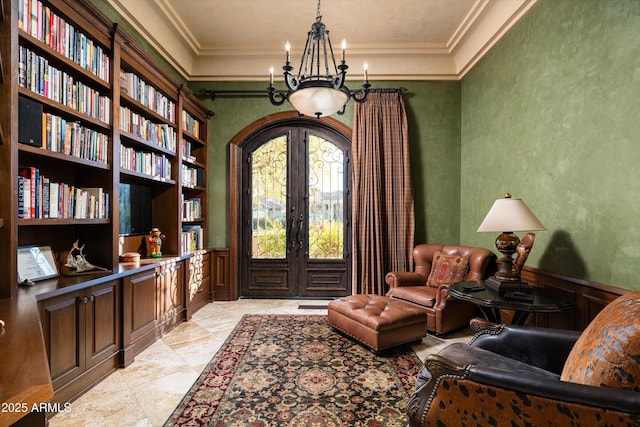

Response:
(120, 146), (172, 180)
(181, 225), (203, 254)
(181, 164), (204, 188)
(181, 139), (196, 162)
(119, 106), (177, 152)
(18, 167), (109, 219)
(19, 45), (111, 123)
(182, 110), (200, 138)
(182, 196), (202, 221)
(42, 112), (109, 164)
(17, 0), (110, 82)
(119, 70), (176, 122)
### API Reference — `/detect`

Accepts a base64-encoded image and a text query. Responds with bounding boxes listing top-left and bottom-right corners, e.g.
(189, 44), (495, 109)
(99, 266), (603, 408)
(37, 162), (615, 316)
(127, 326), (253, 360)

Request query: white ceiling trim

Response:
(106, 0), (538, 82)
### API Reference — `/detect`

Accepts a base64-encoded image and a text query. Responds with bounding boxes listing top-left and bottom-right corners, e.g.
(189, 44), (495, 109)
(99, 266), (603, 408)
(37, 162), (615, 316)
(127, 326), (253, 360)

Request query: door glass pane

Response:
(308, 135), (344, 259)
(252, 136), (287, 258)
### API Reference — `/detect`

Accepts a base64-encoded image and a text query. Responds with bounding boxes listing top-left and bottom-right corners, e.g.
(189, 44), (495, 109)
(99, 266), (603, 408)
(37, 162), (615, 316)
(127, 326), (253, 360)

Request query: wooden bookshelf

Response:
(0, 0), (213, 299)
(0, 1), (215, 421)
(179, 85), (212, 255)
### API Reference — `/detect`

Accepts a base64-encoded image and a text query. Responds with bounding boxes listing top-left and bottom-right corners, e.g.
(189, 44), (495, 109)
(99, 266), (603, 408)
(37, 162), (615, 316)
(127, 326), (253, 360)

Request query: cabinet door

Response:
(186, 252), (210, 304)
(40, 290), (84, 390)
(186, 252), (211, 318)
(122, 270), (159, 350)
(85, 280), (120, 369)
(157, 261), (184, 332)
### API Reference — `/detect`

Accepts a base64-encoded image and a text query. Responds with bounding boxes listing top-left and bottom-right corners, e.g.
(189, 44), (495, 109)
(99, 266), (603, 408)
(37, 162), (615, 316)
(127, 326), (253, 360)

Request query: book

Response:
(49, 182), (59, 218)
(19, 167), (36, 218)
(18, 176), (25, 218)
(83, 187), (104, 218)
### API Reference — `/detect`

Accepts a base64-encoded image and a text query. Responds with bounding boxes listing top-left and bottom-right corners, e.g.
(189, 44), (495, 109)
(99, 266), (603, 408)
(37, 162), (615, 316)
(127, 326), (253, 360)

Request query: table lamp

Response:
(477, 194), (545, 293)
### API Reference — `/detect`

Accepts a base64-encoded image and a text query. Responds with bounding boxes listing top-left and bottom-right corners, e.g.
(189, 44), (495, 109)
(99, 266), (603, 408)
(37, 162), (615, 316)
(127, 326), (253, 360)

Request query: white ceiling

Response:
(106, 0), (538, 82)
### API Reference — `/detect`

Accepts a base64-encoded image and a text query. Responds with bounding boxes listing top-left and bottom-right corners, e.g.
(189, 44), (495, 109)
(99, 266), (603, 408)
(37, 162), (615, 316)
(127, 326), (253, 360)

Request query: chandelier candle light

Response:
(268, 0), (371, 118)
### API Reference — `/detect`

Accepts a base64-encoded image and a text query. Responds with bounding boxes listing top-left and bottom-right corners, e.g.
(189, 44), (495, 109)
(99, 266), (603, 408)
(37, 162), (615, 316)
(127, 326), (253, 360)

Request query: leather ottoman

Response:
(327, 294), (428, 352)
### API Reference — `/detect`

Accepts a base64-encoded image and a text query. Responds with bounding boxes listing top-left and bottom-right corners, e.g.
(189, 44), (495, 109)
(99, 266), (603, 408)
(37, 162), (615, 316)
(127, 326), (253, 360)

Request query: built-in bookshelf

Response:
(179, 87), (210, 254)
(0, 1), (216, 420)
(0, 0), (212, 298)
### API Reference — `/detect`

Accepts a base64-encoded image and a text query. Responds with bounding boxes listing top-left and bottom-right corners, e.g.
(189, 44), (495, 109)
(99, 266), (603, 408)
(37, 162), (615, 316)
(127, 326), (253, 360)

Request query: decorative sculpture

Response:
(63, 240), (108, 274)
(512, 232), (535, 277)
(148, 227), (165, 258)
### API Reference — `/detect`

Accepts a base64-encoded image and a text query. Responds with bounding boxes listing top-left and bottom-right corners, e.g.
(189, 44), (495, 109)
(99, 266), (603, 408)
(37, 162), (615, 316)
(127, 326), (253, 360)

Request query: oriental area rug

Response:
(164, 314), (423, 426)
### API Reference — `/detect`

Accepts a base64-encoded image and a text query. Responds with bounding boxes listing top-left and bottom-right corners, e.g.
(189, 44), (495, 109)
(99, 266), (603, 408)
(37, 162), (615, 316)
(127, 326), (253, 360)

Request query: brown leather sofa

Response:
(385, 244), (495, 335)
(407, 291), (640, 426)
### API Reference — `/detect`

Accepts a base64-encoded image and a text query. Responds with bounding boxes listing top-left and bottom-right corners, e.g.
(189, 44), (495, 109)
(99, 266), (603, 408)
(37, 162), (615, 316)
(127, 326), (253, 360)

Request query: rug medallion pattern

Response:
(164, 314), (423, 426)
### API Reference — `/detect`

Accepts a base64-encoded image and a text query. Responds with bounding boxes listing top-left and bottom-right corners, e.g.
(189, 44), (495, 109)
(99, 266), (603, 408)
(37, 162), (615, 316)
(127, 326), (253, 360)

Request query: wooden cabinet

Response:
(0, 0), (213, 301)
(39, 280), (120, 405)
(185, 251), (212, 319)
(157, 260), (184, 332)
(121, 261), (185, 367)
(0, 1), (215, 421)
(121, 269), (158, 367)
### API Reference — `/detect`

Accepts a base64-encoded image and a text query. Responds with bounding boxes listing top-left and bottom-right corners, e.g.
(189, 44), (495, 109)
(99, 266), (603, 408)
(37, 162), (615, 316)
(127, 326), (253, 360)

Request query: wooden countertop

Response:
(0, 287), (54, 427)
(0, 251), (211, 426)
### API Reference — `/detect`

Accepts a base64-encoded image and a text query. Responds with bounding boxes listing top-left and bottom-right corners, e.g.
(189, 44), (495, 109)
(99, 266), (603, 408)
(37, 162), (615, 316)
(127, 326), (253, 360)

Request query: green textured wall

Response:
(188, 81), (461, 248)
(460, 0), (640, 290)
(403, 81), (462, 244)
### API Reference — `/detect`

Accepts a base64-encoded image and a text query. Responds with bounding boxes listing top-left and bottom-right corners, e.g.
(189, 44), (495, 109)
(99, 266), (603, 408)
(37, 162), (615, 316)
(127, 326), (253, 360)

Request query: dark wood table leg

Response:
(511, 310), (530, 325)
(478, 306), (501, 323)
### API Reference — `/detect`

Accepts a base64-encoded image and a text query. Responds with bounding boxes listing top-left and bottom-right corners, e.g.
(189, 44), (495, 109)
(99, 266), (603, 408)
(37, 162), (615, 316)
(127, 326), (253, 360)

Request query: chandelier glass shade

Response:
(268, 0), (370, 118)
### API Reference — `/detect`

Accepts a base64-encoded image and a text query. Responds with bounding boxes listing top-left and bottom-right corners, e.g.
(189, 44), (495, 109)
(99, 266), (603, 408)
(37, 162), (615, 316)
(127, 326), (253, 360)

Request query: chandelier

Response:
(268, 0), (370, 118)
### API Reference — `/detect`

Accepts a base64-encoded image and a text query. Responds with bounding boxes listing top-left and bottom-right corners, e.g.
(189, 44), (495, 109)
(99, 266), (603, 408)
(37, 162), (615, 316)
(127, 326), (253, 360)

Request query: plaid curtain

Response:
(352, 91), (415, 295)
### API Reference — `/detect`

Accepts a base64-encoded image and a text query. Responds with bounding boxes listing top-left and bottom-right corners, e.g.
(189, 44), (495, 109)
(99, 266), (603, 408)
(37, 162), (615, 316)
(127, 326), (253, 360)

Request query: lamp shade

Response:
(288, 85), (349, 117)
(477, 196), (546, 232)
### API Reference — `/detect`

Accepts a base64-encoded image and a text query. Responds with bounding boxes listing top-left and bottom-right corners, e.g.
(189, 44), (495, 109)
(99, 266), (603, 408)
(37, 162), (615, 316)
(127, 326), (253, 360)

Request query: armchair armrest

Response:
(433, 284), (454, 310)
(408, 347), (640, 427)
(468, 366), (640, 413)
(469, 321), (581, 374)
(385, 271), (427, 288)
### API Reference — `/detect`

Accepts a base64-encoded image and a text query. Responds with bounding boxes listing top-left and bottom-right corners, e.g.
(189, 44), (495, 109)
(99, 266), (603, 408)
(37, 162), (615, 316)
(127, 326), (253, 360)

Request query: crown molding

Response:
(106, 0), (538, 82)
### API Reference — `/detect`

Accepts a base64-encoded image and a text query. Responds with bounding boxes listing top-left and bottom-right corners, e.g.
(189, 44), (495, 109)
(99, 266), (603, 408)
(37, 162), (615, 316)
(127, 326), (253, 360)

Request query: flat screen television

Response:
(119, 183), (152, 236)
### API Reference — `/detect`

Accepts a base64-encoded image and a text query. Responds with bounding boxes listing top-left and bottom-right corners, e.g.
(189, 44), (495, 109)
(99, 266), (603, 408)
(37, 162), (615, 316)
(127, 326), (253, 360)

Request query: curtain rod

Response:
(198, 87), (407, 101)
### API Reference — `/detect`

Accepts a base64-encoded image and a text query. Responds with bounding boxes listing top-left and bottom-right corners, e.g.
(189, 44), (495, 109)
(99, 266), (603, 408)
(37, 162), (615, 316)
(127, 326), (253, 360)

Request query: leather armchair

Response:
(385, 244), (495, 335)
(407, 310), (640, 427)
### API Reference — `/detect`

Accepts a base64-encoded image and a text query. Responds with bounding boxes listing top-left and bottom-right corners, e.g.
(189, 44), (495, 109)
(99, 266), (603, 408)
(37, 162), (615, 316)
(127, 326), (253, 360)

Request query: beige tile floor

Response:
(48, 299), (473, 427)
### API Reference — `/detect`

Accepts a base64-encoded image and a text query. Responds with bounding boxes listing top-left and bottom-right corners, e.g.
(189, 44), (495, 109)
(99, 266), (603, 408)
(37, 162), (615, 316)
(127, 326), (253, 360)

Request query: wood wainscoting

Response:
(512, 266), (628, 331)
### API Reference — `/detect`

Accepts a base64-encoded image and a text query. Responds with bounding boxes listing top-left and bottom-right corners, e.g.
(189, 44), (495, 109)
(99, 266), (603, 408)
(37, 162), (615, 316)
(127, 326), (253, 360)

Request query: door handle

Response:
(296, 215), (304, 249)
(288, 216), (298, 249)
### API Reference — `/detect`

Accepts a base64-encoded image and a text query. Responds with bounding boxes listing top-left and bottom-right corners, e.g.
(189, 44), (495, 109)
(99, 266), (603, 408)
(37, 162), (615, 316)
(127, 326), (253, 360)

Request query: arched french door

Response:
(233, 115), (352, 298)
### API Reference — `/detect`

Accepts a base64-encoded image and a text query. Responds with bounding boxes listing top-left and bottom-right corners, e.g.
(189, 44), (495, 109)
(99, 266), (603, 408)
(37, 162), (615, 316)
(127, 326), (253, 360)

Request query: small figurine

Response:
(148, 227), (165, 258)
(512, 232), (535, 276)
(63, 239), (108, 274)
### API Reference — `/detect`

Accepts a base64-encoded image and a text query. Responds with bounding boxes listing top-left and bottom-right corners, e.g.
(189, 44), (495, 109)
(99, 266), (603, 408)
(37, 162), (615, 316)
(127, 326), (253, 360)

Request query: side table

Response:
(449, 281), (573, 325)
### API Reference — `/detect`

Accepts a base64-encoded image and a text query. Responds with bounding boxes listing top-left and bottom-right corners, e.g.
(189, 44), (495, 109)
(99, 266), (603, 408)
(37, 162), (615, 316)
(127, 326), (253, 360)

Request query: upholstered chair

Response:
(407, 291), (640, 427)
(385, 244), (495, 335)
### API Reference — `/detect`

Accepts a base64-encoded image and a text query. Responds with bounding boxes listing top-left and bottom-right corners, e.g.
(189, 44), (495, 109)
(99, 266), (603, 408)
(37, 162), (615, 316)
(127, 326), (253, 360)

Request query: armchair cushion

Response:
(561, 290), (640, 391)
(384, 286), (435, 308)
(425, 251), (469, 288)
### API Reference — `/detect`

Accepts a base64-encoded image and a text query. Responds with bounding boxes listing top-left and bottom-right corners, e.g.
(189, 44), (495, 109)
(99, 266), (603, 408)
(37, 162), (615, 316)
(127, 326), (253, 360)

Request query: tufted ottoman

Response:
(327, 294), (428, 352)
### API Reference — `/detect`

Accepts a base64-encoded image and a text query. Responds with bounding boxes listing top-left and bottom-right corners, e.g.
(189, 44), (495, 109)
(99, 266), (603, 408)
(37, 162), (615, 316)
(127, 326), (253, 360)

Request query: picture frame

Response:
(17, 245), (59, 284)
